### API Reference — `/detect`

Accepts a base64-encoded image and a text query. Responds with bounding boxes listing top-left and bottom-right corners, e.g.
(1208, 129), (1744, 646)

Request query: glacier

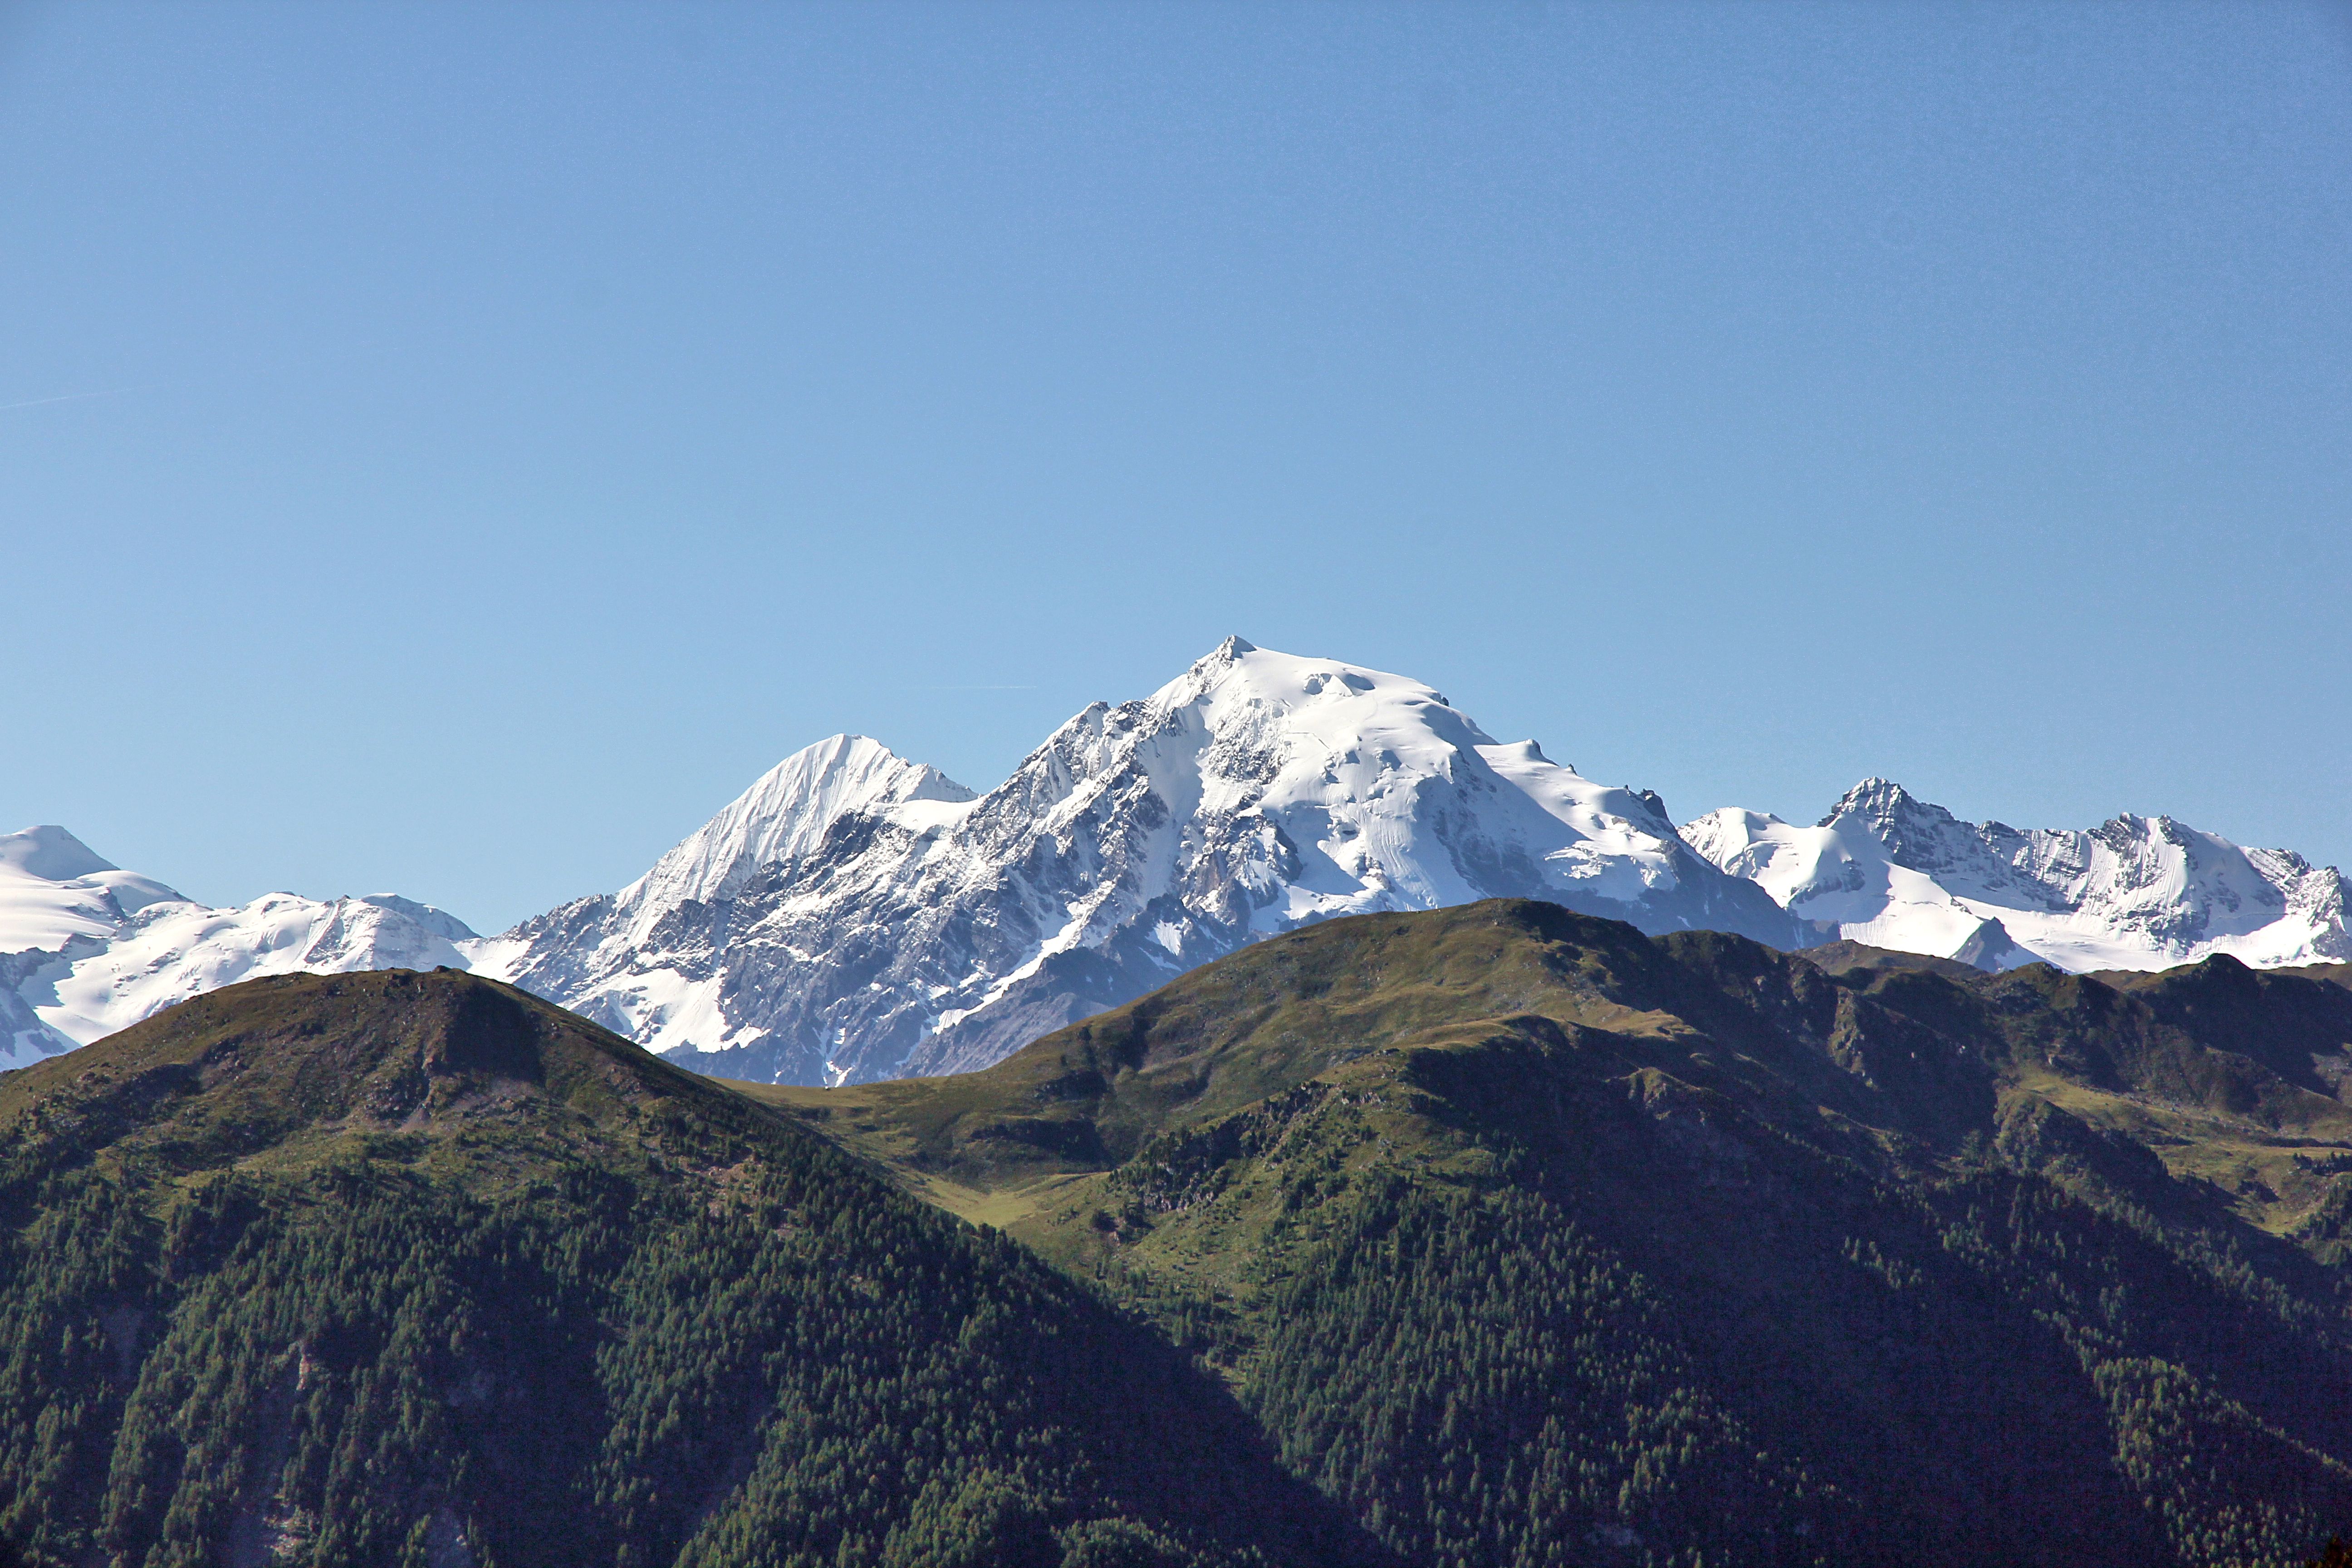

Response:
(1682, 778), (2351, 974)
(0, 824), (477, 1071)
(12, 642), (2346, 1085)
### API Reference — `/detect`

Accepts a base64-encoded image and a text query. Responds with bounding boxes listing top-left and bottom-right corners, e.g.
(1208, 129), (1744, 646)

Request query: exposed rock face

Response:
(474, 640), (1801, 1084)
(1683, 778), (2351, 973)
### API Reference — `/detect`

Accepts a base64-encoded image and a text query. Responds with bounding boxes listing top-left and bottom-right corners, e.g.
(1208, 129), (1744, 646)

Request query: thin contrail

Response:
(0, 387), (131, 414)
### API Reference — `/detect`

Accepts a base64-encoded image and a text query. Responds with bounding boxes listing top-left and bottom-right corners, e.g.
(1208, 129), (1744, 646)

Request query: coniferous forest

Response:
(0, 973), (1357, 1568)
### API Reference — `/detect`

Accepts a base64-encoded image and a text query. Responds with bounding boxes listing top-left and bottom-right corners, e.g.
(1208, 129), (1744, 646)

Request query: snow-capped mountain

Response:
(29, 643), (2341, 1084)
(471, 638), (1800, 1084)
(1682, 778), (2351, 974)
(0, 824), (186, 954)
(0, 825), (477, 1070)
(460, 733), (981, 1063)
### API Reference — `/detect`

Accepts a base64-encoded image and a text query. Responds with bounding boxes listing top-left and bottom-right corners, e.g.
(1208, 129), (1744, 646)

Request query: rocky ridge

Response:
(1682, 777), (2350, 972)
(470, 639), (1798, 1083)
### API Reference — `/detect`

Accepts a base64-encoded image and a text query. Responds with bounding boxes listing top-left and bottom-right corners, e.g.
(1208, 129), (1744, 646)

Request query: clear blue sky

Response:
(5, 1), (2348, 932)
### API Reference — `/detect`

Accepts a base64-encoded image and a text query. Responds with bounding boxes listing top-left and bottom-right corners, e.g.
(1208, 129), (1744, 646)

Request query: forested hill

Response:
(0, 968), (1368, 1568)
(13, 912), (2352, 1568)
(749, 899), (2352, 1568)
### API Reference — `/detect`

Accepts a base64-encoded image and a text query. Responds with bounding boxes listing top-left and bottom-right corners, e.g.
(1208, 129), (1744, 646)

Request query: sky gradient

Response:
(5, 1), (2349, 931)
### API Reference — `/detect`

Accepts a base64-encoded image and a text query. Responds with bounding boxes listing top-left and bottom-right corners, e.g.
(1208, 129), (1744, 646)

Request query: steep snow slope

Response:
(476, 639), (1799, 1084)
(1683, 779), (2351, 973)
(0, 826), (478, 1070)
(617, 732), (979, 936)
(0, 825), (184, 953)
(458, 735), (983, 1053)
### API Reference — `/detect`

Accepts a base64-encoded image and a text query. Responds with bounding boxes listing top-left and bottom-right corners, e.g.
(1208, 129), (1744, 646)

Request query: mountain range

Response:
(0, 824), (477, 1071)
(6, 639), (2346, 1083)
(740, 897), (2352, 1567)
(1686, 777), (2350, 975)
(466, 638), (1798, 1085)
(10, 899), (2352, 1565)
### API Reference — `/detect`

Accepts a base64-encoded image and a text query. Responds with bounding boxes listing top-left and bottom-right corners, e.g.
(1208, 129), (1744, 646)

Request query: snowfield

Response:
(8, 642), (2345, 1082)
(0, 825), (476, 1071)
(1682, 779), (2350, 973)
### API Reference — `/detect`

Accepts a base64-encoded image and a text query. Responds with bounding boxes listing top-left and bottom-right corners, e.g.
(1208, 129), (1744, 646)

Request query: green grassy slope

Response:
(0, 969), (1369, 1568)
(740, 901), (2352, 1568)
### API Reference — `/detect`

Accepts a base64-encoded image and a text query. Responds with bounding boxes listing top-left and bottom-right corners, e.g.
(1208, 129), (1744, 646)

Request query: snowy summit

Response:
(1682, 779), (2351, 973)
(469, 637), (1796, 1083)
(12, 642), (2347, 1084)
(0, 824), (476, 1071)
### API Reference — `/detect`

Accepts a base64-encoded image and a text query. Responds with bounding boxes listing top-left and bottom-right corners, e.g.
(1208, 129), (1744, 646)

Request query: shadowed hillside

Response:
(0, 969), (1367, 1568)
(745, 900), (2352, 1568)
(13, 909), (2352, 1568)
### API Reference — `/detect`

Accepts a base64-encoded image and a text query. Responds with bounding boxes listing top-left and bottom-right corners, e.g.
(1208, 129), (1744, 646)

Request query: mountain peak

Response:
(1147, 640), (1468, 736)
(0, 826), (190, 982)
(469, 642), (1797, 1083)
(1705, 779), (2351, 973)
(0, 968), (667, 1156)
(616, 733), (976, 922)
(1820, 777), (1925, 828)
(1166, 635), (1264, 693)
(0, 824), (117, 882)
(353, 893), (480, 943)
